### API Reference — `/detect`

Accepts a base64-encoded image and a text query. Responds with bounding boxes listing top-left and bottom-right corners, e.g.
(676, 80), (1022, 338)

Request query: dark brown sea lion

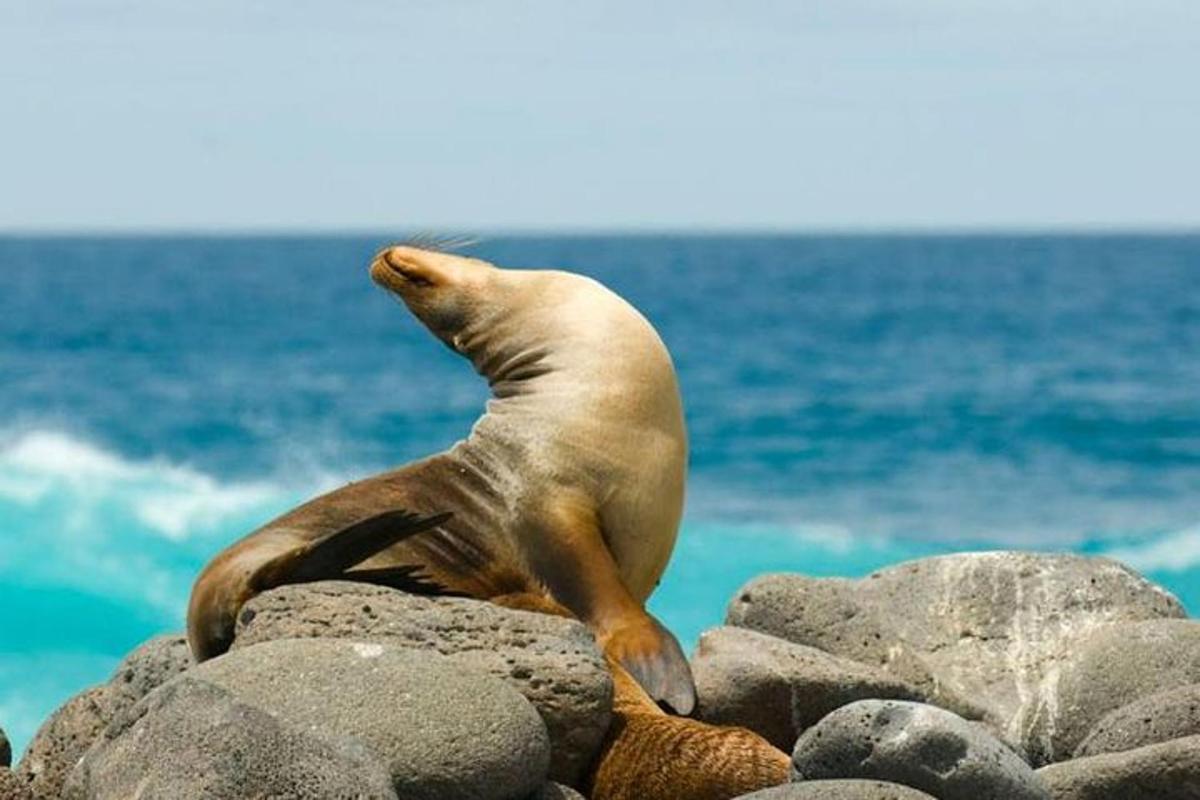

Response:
(187, 243), (695, 712)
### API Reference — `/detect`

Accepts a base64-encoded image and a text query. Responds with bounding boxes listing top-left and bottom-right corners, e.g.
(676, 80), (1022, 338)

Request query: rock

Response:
(233, 580), (611, 784)
(0, 768), (32, 800)
(12, 634), (196, 800)
(791, 700), (1050, 800)
(1075, 683), (1200, 757)
(692, 626), (924, 750)
(1036, 735), (1200, 799)
(1054, 619), (1200, 759)
(16, 685), (113, 800)
(528, 782), (587, 799)
(736, 781), (937, 799)
(728, 552), (1184, 763)
(0, 726), (9, 768)
(190, 637), (551, 800)
(63, 677), (398, 800)
(106, 633), (194, 711)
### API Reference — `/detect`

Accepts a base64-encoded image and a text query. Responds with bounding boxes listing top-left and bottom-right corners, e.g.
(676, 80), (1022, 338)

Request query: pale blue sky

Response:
(2, 1), (1198, 231)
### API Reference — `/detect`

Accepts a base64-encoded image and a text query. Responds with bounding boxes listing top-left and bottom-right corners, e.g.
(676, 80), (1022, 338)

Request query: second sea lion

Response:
(187, 243), (696, 712)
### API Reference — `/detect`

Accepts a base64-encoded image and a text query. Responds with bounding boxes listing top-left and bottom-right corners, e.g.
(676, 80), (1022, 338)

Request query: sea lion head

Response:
(370, 244), (502, 352)
(371, 243), (671, 395)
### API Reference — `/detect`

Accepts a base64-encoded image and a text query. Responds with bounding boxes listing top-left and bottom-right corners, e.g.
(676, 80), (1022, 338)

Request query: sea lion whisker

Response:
(394, 233), (480, 254)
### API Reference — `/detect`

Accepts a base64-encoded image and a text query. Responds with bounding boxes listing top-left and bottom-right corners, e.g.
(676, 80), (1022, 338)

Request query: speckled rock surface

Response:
(106, 633), (193, 712)
(1074, 683), (1200, 757)
(1037, 734), (1200, 799)
(15, 685), (112, 800)
(233, 581), (611, 784)
(735, 780), (937, 798)
(693, 626), (923, 750)
(728, 552), (1185, 763)
(791, 700), (1050, 800)
(14, 635), (195, 800)
(190, 637), (551, 800)
(1053, 619), (1200, 759)
(63, 677), (397, 800)
(0, 767), (32, 800)
(527, 782), (587, 800)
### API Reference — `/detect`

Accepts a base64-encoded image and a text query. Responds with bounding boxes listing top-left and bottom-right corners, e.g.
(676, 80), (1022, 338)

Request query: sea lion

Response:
(187, 243), (695, 712)
(494, 592), (790, 800)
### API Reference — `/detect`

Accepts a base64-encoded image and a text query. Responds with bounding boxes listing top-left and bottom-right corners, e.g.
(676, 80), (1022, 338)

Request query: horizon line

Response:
(2, 224), (1200, 239)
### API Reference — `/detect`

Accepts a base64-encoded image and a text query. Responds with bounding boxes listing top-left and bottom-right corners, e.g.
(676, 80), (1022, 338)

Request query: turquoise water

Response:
(2, 235), (1198, 755)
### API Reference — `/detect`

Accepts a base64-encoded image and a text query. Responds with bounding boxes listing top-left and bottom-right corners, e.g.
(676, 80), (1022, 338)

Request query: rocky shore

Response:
(3, 551), (1198, 799)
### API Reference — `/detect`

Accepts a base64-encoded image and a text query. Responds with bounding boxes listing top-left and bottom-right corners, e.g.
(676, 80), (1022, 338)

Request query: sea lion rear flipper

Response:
(258, 509), (453, 587)
(339, 564), (459, 595)
(603, 613), (697, 716)
(189, 508), (452, 662)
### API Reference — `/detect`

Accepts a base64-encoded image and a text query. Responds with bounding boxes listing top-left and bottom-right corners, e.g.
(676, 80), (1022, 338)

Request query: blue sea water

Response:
(1, 234), (1198, 756)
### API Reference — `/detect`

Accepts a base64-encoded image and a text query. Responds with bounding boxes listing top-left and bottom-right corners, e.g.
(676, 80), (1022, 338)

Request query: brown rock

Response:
(1075, 683), (1200, 757)
(1037, 735), (1200, 799)
(1052, 619), (1200, 759)
(16, 686), (112, 800)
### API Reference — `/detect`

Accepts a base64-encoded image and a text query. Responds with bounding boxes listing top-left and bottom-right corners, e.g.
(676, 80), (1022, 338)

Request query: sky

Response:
(2, 1), (1199, 232)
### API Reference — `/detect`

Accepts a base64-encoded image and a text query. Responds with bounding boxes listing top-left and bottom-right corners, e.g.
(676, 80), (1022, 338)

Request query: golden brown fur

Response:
(493, 593), (790, 800)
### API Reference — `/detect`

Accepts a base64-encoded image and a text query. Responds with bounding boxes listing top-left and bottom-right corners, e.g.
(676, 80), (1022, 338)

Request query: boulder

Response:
(728, 552), (1184, 763)
(190, 637), (551, 800)
(1075, 683), (1200, 757)
(106, 633), (194, 711)
(233, 580), (611, 784)
(791, 700), (1050, 800)
(63, 677), (397, 800)
(1036, 735), (1200, 799)
(1053, 619), (1200, 759)
(528, 783), (587, 799)
(15, 633), (195, 800)
(0, 768), (32, 800)
(16, 685), (112, 800)
(736, 781), (937, 799)
(692, 626), (923, 750)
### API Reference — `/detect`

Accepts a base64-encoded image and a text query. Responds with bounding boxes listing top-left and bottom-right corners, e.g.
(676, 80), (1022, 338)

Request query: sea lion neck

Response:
(449, 270), (593, 401)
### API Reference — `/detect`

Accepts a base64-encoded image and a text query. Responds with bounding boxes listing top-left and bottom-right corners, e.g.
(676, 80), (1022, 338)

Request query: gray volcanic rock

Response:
(63, 677), (397, 800)
(190, 637), (551, 800)
(0, 768), (32, 800)
(0, 726), (9, 768)
(727, 552), (1184, 763)
(736, 781), (936, 799)
(528, 783), (587, 800)
(233, 580), (611, 784)
(106, 633), (193, 711)
(1075, 683), (1200, 757)
(1036, 735), (1200, 799)
(693, 626), (924, 750)
(16, 685), (113, 800)
(791, 700), (1050, 800)
(15, 634), (195, 800)
(1053, 619), (1200, 759)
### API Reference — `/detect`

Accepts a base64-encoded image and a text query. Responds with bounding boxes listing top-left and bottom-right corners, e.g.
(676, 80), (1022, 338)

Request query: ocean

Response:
(1, 234), (1197, 756)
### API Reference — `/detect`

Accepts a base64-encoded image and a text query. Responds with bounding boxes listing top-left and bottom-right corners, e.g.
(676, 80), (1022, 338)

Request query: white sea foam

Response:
(1105, 523), (1200, 573)
(0, 430), (289, 541)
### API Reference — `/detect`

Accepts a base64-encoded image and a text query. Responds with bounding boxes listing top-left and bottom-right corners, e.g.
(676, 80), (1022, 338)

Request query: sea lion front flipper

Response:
(526, 490), (697, 715)
(601, 613), (696, 716)
(259, 509), (453, 587)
